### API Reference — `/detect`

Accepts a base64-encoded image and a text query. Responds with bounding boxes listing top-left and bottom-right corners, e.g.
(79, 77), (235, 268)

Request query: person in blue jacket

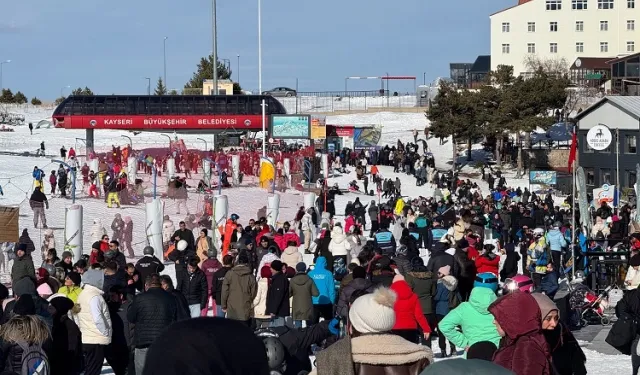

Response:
(374, 224), (396, 256)
(308, 257), (336, 324)
(414, 213), (431, 249)
(428, 219), (448, 251)
(545, 222), (567, 272)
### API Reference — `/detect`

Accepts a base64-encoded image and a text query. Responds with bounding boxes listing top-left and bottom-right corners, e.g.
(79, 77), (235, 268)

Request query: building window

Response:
(586, 168), (595, 185)
(598, 0), (614, 8)
(601, 20), (609, 30)
(628, 170), (637, 188)
(576, 42), (584, 52)
(528, 43), (536, 53)
(573, 0), (589, 8)
(502, 22), (510, 32)
(629, 0), (635, 7)
(502, 44), (510, 54)
(546, 0), (562, 9)
(576, 21), (584, 31)
(601, 169), (612, 184)
(628, 20), (635, 30)
(601, 41), (609, 52)
(627, 135), (637, 153)
(550, 22), (558, 31)
(629, 41), (636, 52)
(550, 43), (558, 53)
(528, 22), (536, 32)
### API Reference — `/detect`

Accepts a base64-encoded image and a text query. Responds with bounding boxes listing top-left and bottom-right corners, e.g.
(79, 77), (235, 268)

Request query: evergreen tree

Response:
(184, 54), (242, 93)
(154, 77), (167, 95)
(0, 89), (14, 103)
(13, 91), (27, 104)
(168, 89), (178, 95)
(71, 87), (94, 96)
(31, 97), (42, 106)
(54, 96), (66, 105)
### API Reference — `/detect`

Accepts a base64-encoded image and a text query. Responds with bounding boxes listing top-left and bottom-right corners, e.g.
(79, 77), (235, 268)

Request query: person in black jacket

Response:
(105, 286), (132, 375)
(135, 246), (165, 288)
(103, 261), (127, 295)
(178, 258), (208, 318)
(127, 274), (178, 375)
(265, 319), (340, 375)
(212, 255), (233, 317)
(500, 243), (521, 282)
(265, 260), (290, 327)
(426, 242), (455, 275)
(160, 275), (190, 321)
(49, 296), (83, 375)
(172, 221), (196, 251)
(106, 240), (127, 269)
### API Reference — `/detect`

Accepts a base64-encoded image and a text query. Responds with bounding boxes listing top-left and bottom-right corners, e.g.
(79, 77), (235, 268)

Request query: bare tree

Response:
(523, 55), (570, 76)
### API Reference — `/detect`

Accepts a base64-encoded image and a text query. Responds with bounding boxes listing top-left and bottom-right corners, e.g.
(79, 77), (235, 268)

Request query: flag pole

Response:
(570, 124), (577, 282)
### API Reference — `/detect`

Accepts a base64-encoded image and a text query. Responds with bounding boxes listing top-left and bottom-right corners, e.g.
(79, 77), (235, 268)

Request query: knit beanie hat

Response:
(349, 287), (397, 334)
(531, 292), (559, 320)
(13, 295), (36, 316)
(438, 265), (451, 276)
(295, 262), (307, 273)
(36, 283), (52, 297)
(631, 254), (640, 267)
(67, 271), (81, 286)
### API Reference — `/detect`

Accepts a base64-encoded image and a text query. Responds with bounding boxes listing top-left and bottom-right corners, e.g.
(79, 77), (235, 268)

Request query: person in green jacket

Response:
(438, 286), (501, 356)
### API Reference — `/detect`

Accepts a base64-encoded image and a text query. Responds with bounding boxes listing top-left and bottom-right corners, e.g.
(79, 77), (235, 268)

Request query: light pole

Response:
(237, 54), (240, 86)
(196, 137), (208, 150)
(145, 77), (151, 95)
(222, 58), (231, 72)
(211, 0), (218, 95)
(258, 0), (266, 156)
(0, 60), (11, 91)
(121, 135), (133, 149)
(60, 85), (71, 98)
(160, 134), (172, 150)
(163, 37), (168, 88)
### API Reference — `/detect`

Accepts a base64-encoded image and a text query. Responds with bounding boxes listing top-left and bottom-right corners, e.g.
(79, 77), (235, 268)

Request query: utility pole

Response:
(145, 77), (151, 95)
(163, 37), (168, 89)
(212, 0), (218, 95)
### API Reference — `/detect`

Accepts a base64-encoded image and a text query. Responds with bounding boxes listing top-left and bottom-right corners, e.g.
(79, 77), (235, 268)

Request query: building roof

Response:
(491, 0), (532, 16)
(574, 96), (640, 122)
(570, 57), (612, 70)
(606, 52), (640, 64)
(470, 55), (491, 73)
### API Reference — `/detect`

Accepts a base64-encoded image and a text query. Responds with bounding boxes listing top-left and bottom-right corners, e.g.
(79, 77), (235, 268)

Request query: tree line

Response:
(427, 61), (572, 176)
(0, 89), (42, 105)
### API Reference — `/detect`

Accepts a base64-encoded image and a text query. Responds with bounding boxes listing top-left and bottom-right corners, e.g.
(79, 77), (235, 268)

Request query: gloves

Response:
(328, 318), (340, 336)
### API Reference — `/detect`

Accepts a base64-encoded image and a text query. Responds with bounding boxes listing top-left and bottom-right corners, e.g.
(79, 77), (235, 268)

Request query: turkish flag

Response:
(568, 125), (577, 171)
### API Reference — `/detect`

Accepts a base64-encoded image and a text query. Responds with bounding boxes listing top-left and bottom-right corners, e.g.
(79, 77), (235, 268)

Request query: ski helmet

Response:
(262, 336), (285, 371)
(143, 246), (154, 256)
(503, 275), (534, 294)
(474, 272), (499, 292)
(230, 213), (239, 221)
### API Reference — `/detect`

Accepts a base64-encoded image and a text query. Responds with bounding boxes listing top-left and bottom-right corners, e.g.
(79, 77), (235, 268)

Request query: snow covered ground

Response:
(0, 105), (629, 374)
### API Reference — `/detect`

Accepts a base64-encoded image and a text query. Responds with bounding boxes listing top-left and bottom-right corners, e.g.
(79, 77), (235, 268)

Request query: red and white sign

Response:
(335, 128), (354, 137)
(53, 115), (266, 131)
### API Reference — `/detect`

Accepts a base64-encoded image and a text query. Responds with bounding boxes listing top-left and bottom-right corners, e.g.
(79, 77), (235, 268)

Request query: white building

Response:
(490, 0), (640, 76)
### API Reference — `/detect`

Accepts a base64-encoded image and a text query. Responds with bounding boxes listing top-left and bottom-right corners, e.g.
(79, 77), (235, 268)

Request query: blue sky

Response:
(1, 0), (513, 100)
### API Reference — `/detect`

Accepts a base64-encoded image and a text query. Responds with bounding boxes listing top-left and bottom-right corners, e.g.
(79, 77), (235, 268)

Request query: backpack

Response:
(17, 341), (49, 375)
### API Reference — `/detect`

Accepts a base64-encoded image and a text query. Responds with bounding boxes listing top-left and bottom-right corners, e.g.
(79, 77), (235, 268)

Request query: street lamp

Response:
(258, 0), (266, 156)
(160, 134), (172, 150)
(237, 54), (240, 86)
(0, 60), (11, 91)
(196, 137), (208, 150)
(211, 0), (218, 95)
(145, 77), (151, 95)
(121, 135), (133, 149)
(222, 58), (231, 72)
(60, 85), (71, 98)
(163, 37), (168, 88)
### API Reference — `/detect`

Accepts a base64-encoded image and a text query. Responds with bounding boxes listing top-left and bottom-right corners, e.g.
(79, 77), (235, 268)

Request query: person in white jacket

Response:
(162, 215), (175, 249)
(300, 208), (315, 253)
(328, 226), (351, 276)
(77, 269), (112, 375)
(90, 218), (107, 244)
(626, 254), (640, 289)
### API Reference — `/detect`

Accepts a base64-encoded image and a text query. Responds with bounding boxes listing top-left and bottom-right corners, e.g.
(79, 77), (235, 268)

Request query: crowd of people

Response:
(11, 137), (640, 375)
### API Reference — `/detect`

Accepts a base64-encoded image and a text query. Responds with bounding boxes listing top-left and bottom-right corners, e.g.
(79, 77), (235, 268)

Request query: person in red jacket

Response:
(475, 244), (500, 276)
(222, 214), (239, 257)
(389, 274), (431, 344)
(489, 291), (552, 375)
